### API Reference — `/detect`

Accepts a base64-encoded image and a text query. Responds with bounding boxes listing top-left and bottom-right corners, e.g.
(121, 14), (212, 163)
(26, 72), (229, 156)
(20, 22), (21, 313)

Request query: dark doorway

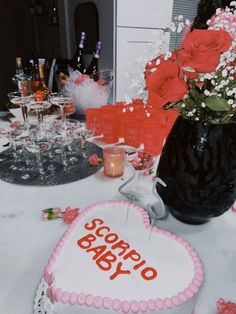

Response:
(74, 2), (99, 54)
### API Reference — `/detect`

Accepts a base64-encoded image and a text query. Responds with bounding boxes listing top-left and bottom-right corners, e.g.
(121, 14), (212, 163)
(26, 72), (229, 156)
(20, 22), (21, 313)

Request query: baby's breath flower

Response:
(222, 69), (228, 77)
(204, 90), (211, 96)
(227, 90), (233, 96)
(211, 79), (216, 85)
(187, 111), (194, 117)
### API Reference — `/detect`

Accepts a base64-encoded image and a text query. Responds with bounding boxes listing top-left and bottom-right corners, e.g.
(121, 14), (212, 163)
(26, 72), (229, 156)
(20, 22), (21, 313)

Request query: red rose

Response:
(97, 79), (106, 86)
(217, 298), (236, 314)
(89, 153), (102, 166)
(146, 55), (188, 107)
(74, 74), (89, 85)
(62, 207), (80, 224)
(144, 56), (159, 84)
(179, 29), (232, 73)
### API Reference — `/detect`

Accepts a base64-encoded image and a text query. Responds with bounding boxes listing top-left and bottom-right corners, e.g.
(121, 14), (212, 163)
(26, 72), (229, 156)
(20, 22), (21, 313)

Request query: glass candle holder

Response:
(103, 146), (126, 178)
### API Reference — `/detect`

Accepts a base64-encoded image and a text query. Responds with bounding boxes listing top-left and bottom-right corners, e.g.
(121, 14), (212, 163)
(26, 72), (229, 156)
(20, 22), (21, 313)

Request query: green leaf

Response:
(205, 96), (230, 112)
(174, 102), (183, 110)
(189, 88), (205, 104)
(185, 97), (195, 109)
(163, 103), (174, 110)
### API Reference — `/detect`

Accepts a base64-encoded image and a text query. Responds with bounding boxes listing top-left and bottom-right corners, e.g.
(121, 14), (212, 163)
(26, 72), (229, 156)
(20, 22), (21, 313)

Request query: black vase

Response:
(156, 116), (236, 224)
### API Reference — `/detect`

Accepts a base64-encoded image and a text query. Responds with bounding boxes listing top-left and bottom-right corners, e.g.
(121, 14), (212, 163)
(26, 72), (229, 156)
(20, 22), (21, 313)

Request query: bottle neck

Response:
(38, 64), (46, 83)
(15, 58), (24, 75)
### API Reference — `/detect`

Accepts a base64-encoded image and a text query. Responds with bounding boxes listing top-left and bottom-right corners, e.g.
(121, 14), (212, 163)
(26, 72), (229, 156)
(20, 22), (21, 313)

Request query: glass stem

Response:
(21, 105), (29, 130)
(10, 137), (17, 159)
(61, 145), (67, 167)
(60, 105), (65, 125)
(36, 150), (44, 175)
(135, 171), (142, 197)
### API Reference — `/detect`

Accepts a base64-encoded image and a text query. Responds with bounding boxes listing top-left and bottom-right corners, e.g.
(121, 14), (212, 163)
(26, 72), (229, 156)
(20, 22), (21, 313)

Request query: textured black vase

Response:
(156, 116), (236, 224)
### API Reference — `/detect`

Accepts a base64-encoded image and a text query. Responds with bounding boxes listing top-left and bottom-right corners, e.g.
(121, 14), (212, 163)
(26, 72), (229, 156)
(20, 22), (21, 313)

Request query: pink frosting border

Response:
(44, 200), (204, 313)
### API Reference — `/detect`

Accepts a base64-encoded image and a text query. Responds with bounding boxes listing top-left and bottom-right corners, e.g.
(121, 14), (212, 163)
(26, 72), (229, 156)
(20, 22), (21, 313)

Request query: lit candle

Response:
(103, 146), (126, 177)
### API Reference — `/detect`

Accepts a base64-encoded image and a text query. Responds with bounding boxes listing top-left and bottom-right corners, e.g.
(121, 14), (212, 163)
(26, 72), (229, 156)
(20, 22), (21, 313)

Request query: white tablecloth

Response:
(0, 113), (236, 314)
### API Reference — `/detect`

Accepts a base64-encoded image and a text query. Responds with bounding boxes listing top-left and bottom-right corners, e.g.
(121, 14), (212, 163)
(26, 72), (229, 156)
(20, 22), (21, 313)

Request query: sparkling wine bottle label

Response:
(35, 64), (52, 100)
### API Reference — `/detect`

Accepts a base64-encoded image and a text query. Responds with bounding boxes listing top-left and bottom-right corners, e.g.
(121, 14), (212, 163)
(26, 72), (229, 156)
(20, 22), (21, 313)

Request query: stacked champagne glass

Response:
(5, 66), (94, 181)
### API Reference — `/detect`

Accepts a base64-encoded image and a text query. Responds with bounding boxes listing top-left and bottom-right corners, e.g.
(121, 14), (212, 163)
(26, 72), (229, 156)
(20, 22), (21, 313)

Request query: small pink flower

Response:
(97, 79), (106, 86)
(41, 212), (49, 220)
(217, 298), (236, 314)
(62, 207), (80, 224)
(89, 153), (102, 166)
(9, 121), (21, 129)
(195, 82), (204, 88)
(53, 207), (61, 214)
(41, 208), (61, 220)
(74, 74), (89, 85)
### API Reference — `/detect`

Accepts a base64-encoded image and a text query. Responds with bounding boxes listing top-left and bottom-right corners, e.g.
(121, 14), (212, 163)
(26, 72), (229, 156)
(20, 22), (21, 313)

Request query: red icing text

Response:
(77, 218), (158, 281)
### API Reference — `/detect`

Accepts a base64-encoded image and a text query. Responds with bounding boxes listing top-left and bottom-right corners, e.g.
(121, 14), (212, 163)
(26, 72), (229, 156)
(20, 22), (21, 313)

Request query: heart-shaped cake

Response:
(43, 200), (203, 314)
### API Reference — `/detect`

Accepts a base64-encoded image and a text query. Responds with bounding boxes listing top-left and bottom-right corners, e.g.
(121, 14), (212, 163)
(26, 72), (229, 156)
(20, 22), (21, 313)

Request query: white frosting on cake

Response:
(44, 201), (204, 314)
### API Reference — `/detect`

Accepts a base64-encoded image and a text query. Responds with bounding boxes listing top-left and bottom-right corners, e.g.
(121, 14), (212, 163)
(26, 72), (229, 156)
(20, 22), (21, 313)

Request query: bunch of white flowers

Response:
(125, 16), (189, 104)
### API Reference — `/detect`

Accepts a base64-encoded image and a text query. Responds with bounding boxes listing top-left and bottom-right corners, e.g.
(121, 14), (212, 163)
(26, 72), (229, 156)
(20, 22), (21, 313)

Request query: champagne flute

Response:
(129, 150), (155, 196)
(25, 137), (51, 176)
(7, 92), (34, 130)
(49, 93), (74, 126)
(118, 150), (155, 225)
(77, 129), (94, 159)
(29, 100), (52, 137)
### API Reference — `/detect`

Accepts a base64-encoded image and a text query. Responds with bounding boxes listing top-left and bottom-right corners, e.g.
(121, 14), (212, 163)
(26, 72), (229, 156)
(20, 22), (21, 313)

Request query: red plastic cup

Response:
(123, 117), (143, 148)
(85, 108), (102, 136)
(148, 107), (169, 125)
(131, 98), (144, 108)
(101, 112), (120, 143)
(100, 104), (114, 114)
(143, 121), (166, 156)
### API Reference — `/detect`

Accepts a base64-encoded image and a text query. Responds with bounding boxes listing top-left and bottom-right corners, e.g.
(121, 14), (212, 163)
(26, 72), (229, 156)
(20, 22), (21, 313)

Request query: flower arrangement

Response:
(144, 3), (236, 124)
(41, 207), (80, 224)
(58, 69), (113, 114)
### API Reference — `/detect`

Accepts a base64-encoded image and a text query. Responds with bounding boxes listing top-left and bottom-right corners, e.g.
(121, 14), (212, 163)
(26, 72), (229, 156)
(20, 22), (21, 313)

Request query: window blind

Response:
(170, 0), (199, 49)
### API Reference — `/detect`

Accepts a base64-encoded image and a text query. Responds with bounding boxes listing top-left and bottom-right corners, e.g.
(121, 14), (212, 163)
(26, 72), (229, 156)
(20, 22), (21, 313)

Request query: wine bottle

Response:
(28, 54), (39, 92)
(34, 64), (52, 100)
(12, 57), (28, 94)
(70, 32), (86, 72)
(84, 41), (102, 81)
